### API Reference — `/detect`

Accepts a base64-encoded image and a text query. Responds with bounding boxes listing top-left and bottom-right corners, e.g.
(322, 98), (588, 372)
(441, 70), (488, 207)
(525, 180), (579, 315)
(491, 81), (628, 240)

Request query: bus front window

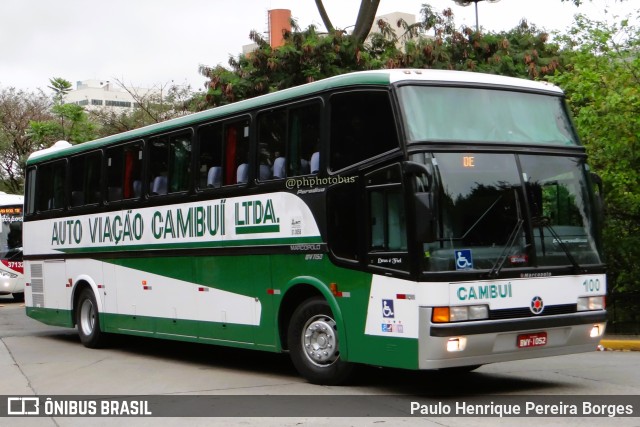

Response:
(397, 85), (577, 146)
(411, 153), (602, 273)
(413, 153), (529, 272)
(520, 155), (602, 267)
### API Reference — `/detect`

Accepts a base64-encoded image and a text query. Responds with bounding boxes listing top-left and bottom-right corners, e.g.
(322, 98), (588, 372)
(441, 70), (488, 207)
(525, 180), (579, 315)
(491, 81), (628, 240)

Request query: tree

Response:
(200, 4), (566, 107)
(199, 25), (376, 107)
(90, 79), (200, 137)
(29, 78), (96, 147)
(315, 0), (380, 44)
(549, 12), (640, 296)
(47, 77), (72, 105)
(0, 87), (52, 192)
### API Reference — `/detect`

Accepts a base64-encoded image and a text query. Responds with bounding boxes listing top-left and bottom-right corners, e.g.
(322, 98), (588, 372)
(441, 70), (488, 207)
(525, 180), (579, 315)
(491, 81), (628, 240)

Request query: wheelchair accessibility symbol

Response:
(382, 299), (394, 318)
(455, 249), (473, 270)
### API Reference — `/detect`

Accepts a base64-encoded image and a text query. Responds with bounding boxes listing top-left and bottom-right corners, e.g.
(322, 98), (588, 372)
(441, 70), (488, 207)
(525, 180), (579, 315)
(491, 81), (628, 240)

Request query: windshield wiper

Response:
(532, 216), (584, 273)
(487, 218), (524, 279)
(487, 189), (524, 279)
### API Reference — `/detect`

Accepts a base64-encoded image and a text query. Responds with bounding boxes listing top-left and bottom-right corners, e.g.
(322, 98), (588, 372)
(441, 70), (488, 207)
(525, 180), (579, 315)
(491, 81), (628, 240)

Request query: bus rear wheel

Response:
(288, 297), (353, 385)
(76, 288), (107, 348)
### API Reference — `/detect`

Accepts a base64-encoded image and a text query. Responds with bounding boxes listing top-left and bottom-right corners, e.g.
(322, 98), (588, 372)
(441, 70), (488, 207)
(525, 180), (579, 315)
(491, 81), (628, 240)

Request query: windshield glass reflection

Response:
(411, 153), (602, 273)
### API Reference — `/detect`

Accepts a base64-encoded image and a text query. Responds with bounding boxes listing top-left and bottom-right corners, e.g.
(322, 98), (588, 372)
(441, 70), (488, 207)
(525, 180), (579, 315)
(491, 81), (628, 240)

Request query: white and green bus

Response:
(24, 69), (607, 384)
(0, 192), (24, 301)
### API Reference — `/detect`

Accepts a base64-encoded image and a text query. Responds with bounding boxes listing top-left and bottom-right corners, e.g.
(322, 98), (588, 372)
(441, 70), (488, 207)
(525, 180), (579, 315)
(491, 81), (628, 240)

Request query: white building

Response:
(65, 80), (156, 111)
(368, 11), (419, 49)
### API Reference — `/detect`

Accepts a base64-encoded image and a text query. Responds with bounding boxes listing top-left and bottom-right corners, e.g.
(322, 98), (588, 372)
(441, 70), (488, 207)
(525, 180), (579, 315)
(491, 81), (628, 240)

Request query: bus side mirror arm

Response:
(590, 172), (603, 195)
(590, 172), (605, 219)
(403, 161), (437, 243)
(403, 161), (432, 187)
(414, 192), (436, 243)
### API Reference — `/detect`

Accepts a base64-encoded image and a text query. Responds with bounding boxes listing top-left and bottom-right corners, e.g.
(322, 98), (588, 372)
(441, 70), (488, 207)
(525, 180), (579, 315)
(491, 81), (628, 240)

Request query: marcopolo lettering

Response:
(457, 283), (513, 301)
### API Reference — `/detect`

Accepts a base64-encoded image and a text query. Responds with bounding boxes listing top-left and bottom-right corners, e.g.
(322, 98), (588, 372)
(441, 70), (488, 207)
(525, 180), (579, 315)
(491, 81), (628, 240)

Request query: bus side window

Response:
(257, 109), (286, 181)
(107, 142), (143, 201)
(25, 168), (36, 215)
(169, 133), (191, 193)
(228, 120), (250, 185)
(149, 131), (191, 195)
(329, 91), (398, 171)
(327, 180), (361, 262)
(289, 103), (320, 176)
(257, 102), (320, 180)
(198, 123), (223, 188)
(149, 136), (169, 195)
(70, 152), (101, 207)
(36, 160), (66, 212)
(197, 118), (249, 188)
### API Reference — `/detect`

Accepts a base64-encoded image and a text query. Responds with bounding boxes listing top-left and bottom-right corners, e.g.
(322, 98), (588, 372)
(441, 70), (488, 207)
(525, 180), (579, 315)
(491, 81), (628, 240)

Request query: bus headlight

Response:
(432, 305), (489, 323)
(577, 296), (605, 311)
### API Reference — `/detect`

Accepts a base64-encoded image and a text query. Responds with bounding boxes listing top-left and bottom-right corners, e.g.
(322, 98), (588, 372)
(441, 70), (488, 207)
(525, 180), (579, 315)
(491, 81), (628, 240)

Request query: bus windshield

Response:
(0, 205), (23, 259)
(397, 85), (577, 145)
(410, 152), (602, 273)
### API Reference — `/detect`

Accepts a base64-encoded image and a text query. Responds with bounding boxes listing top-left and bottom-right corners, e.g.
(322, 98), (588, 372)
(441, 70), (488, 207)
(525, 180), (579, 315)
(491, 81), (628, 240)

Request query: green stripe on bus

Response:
(26, 307), (74, 328)
(54, 236), (322, 254)
(235, 225), (280, 234)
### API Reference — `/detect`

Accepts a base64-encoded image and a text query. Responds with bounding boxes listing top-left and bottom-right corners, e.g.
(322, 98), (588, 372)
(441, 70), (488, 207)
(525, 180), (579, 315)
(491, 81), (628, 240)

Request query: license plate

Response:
(517, 332), (547, 348)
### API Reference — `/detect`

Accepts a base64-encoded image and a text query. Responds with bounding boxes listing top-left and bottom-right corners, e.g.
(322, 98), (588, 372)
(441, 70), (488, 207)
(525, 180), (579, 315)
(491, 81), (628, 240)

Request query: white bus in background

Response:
(0, 192), (24, 301)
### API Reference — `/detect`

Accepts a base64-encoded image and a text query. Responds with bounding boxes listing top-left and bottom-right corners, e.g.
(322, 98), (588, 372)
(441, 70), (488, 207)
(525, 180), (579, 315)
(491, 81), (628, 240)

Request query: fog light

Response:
(590, 324), (604, 338)
(446, 337), (467, 352)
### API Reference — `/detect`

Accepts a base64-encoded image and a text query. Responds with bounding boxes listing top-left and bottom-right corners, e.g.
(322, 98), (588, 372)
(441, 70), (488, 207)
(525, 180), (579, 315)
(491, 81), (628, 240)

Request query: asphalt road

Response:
(0, 295), (638, 427)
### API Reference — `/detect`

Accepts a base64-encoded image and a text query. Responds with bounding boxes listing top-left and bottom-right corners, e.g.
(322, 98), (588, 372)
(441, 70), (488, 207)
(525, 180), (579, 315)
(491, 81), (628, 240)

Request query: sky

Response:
(0, 0), (635, 94)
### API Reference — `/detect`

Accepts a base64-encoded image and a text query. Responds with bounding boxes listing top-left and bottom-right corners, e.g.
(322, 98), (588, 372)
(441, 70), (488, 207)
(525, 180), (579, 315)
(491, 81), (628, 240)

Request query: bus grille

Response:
(29, 263), (45, 308)
(489, 304), (577, 320)
(30, 278), (44, 293)
(32, 294), (45, 307)
(31, 263), (43, 277)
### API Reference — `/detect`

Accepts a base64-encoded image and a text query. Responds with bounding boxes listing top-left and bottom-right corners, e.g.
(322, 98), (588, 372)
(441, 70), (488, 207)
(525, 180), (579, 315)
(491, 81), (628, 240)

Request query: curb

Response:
(599, 339), (640, 351)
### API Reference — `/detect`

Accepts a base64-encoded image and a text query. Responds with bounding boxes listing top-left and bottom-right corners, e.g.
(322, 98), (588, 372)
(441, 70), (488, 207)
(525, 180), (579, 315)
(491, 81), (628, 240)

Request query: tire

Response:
(12, 292), (24, 302)
(76, 288), (107, 348)
(288, 297), (354, 385)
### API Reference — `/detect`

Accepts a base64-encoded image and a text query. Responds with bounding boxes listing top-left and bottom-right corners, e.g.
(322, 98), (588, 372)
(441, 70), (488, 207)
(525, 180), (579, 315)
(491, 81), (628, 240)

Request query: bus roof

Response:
(27, 69), (563, 164)
(0, 192), (24, 206)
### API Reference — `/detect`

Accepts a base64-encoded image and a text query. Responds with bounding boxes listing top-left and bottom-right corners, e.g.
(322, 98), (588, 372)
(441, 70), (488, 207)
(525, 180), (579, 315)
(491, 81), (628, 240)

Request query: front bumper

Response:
(418, 308), (607, 369)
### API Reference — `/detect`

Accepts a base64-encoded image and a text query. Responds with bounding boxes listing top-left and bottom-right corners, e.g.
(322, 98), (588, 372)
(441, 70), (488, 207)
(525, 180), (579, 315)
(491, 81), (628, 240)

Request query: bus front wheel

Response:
(76, 288), (107, 348)
(288, 297), (353, 385)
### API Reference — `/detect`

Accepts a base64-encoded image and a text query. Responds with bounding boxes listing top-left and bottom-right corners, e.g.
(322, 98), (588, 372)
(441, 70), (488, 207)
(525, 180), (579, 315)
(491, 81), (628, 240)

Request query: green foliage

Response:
(91, 81), (200, 137)
(549, 12), (640, 293)
(30, 102), (96, 146)
(200, 7), (563, 107)
(0, 87), (52, 192)
(386, 8), (564, 79)
(47, 77), (72, 105)
(199, 26), (375, 107)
